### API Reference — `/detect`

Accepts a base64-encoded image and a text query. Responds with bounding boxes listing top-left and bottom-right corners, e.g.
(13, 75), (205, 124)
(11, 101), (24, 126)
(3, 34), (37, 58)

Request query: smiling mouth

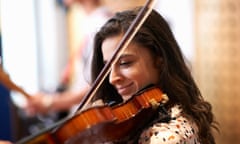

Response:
(117, 83), (133, 95)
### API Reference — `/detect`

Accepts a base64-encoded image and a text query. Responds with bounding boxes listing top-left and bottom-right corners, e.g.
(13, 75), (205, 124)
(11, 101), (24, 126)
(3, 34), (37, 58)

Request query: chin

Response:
(122, 95), (132, 102)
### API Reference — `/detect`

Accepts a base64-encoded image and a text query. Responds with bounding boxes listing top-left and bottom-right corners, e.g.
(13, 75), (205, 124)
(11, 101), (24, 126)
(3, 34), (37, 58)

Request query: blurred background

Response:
(0, 0), (240, 143)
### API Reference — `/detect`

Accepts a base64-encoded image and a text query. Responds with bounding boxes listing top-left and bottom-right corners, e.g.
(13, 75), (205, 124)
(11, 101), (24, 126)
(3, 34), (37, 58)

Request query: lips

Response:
(116, 83), (133, 96)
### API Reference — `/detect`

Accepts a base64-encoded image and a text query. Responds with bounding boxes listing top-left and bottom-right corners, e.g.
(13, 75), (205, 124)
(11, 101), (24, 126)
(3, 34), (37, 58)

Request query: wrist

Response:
(42, 95), (54, 110)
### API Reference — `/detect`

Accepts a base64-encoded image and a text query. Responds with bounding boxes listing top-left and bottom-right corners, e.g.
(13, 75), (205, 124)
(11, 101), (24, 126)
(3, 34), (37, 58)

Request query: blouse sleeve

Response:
(138, 109), (200, 144)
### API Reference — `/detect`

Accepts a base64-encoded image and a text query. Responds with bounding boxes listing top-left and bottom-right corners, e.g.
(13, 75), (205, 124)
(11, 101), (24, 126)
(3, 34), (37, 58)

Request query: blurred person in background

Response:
(24, 0), (112, 118)
(24, 0), (147, 118)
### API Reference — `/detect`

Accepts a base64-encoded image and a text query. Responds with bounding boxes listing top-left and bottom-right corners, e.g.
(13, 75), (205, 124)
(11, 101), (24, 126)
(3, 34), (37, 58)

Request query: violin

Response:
(15, 0), (167, 143)
(17, 86), (168, 144)
(53, 85), (168, 143)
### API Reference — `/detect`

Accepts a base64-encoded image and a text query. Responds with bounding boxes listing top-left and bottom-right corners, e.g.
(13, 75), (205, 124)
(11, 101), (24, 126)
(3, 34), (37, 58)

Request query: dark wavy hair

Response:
(91, 7), (218, 144)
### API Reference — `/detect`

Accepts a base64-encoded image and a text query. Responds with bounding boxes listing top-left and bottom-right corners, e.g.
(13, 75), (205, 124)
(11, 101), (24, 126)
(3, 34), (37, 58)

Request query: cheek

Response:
(138, 63), (159, 86)
(121, 68), (139, 78)
(122, 68), (150, 87)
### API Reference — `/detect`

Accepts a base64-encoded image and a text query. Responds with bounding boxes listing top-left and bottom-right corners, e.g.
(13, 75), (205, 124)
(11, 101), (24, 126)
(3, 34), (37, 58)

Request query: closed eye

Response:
(118, 54), (136, 67)
(119, 60), (133, 68)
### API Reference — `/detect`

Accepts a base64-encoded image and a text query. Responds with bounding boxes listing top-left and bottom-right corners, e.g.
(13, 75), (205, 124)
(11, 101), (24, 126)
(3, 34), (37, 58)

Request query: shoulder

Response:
(138, 105), (200, 144)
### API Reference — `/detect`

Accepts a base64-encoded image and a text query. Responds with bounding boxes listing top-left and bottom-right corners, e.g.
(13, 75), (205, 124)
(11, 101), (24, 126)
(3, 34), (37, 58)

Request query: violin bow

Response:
(75, 0), (157, 113)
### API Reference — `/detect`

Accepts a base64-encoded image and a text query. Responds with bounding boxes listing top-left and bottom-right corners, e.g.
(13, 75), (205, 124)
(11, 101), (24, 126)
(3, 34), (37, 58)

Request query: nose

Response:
(109, 65), (122, 85)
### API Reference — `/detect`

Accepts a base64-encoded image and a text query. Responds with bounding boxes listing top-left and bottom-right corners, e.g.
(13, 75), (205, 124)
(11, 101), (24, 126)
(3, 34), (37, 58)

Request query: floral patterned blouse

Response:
(138, 105), (200, 144)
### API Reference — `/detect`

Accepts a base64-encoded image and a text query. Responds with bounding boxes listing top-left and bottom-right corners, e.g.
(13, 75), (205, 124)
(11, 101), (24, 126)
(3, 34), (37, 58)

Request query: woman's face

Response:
(102, 34), (161, 101)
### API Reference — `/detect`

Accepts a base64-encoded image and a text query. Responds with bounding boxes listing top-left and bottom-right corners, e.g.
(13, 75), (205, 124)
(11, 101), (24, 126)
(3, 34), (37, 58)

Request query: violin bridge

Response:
(149, 99), (160, 110)
(161, 94), (169, 104)
(149, 93), (169, 109)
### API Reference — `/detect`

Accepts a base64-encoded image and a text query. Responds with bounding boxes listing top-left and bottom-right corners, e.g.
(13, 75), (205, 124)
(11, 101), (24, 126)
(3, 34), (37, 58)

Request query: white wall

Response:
(1, 0), (68, 107)
(35, 0), (68, 91)
(1, 0), (39, 92)
(155, 0), (194, 61)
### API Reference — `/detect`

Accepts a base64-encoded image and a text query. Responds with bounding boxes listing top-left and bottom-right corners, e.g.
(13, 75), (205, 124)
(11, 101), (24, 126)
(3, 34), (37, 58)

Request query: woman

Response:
(90, 7), (218, 144)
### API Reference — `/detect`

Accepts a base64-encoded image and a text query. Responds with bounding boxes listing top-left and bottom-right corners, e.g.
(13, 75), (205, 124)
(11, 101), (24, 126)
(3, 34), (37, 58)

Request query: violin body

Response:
(16, 86), (165, 144)
(54, 106), (117, 144)
(55, 86), (164, 144)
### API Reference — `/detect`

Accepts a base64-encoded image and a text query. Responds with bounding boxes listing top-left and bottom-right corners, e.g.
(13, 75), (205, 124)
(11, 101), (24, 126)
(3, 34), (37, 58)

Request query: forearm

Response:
(50, 85), (90, 112)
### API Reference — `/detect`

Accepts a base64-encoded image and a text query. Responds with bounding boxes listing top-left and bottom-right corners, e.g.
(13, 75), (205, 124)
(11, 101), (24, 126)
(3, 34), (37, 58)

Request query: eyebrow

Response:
(118, 53), (133, 59)
(103, 53), (134, 64)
